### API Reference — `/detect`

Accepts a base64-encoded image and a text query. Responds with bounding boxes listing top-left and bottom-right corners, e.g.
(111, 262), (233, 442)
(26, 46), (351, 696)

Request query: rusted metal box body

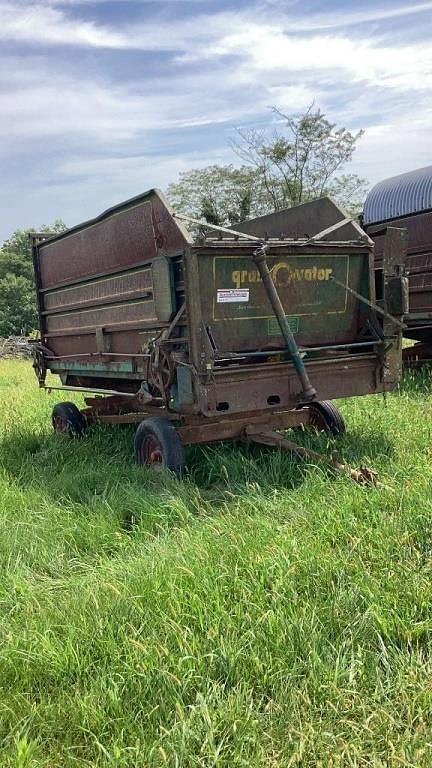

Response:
(363, 166), (432, 342)
(32, 191), (402, 419)
(33, 192), (188, 362)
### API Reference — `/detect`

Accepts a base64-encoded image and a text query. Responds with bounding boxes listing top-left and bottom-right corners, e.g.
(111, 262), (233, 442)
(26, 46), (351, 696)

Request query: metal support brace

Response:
(252, 242), (316, 401)
(330, 276), (406, 330)
(303, 216), (373, 246)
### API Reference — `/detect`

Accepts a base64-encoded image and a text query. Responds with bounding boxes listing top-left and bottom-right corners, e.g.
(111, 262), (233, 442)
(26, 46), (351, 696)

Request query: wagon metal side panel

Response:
(192, 353), (388, 417)
(367, 210), (432, 329)
(34, 190), (189, 381)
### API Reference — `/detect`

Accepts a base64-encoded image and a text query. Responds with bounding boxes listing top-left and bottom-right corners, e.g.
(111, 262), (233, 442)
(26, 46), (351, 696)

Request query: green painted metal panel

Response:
(50, 360), (134, 374)
(171, 365), (194, 409)
(198, 251), (368, 352)
(152, 255), (175, 321)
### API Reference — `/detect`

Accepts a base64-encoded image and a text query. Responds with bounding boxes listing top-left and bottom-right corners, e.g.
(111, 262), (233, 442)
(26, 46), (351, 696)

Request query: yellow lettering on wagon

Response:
(232, 270), (241, 288)
(231, 262), (333, 289)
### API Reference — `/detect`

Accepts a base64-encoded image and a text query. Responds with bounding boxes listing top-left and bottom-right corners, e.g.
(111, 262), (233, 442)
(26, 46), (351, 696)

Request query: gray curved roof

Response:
(363, 165), (432, 225)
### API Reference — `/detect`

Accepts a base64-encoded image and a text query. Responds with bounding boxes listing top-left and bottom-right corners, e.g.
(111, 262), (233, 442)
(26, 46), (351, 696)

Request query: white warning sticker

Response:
(217, 289), (250, 303)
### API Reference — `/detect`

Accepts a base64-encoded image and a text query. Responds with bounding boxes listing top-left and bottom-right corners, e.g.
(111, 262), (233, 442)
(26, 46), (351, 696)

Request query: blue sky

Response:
(1, 0), (431, 240)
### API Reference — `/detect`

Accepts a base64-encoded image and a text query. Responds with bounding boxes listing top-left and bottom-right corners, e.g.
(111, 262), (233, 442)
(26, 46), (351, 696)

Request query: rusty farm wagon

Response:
(31, 190), (406, 476)
(363, 165), (432, 365)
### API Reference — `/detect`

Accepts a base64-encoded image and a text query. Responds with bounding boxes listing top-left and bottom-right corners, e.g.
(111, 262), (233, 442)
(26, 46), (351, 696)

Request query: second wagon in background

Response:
(363, 165), (432, 365)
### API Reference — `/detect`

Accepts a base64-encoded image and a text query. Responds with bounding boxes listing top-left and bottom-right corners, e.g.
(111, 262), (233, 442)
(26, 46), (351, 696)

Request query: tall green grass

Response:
(0, 360), (432, 766)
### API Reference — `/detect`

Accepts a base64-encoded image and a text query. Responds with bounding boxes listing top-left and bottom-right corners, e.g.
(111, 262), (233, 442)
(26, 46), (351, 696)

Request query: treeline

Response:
(0, 222), (66, 337)
(1, 105), (367, 336)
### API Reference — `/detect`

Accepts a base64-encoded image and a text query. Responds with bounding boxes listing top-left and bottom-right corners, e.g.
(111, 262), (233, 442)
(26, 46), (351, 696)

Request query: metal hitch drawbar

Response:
(245, 428), (379, 486)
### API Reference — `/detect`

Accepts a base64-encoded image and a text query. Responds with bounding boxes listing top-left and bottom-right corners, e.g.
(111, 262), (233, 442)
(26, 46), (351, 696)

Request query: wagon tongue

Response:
(252, 241), (317, 402)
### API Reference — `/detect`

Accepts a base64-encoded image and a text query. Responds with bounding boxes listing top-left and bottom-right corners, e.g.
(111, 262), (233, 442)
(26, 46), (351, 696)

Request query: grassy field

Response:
(1, 359), (432, 766)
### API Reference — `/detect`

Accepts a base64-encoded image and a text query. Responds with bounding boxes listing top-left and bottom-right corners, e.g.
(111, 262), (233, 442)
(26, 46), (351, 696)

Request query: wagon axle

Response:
(51, 396), (377, 485)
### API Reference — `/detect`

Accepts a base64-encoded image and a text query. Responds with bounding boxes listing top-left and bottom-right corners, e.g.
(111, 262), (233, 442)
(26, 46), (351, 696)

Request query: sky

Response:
(0, 0), (431, 240)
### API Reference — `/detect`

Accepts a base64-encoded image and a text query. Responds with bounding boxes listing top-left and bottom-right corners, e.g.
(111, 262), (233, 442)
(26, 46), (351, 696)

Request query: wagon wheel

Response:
(307, 400), (346, 436)
(148, 347), (175, 396)
(298, 400), (346, 436)
(52, 402), (87, 437)
(134, 417), (185, 475)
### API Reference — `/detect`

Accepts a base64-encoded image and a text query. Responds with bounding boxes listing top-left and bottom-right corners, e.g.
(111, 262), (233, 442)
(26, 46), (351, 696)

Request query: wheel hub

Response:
(141, 434), (164, 467)
(53, 415), (69, 433)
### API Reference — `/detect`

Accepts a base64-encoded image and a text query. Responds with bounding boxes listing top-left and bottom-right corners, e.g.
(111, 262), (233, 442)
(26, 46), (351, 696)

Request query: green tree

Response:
(0, 274), (38, 336)
(166, 164), (265, 227)
(232, 104), (367, 212)
(0, 221), (66, 336)
(167, 106), (367, 228)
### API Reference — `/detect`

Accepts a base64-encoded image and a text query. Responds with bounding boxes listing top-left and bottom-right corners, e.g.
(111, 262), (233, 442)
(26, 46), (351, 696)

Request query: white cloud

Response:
(49, 0), (213, 4)
(0, 146), (233, 237)
(56, 147), (233, 184)
(0, 2), (239, 50)
(0, 62), (278, 148)
(1, 0), (432, 239)
(0, 1), (128, 47)
(1, 2), (430, 96)
(273, 1), (432, 30)
(352, 110), (432, 185)
(180, 22), (432, 92)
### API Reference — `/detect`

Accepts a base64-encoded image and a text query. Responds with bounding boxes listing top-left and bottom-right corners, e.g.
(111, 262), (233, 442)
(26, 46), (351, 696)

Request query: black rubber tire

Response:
(52, 402), (87, 437)
(134, 417), (185, 475)
(307, 400), (346, 436)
